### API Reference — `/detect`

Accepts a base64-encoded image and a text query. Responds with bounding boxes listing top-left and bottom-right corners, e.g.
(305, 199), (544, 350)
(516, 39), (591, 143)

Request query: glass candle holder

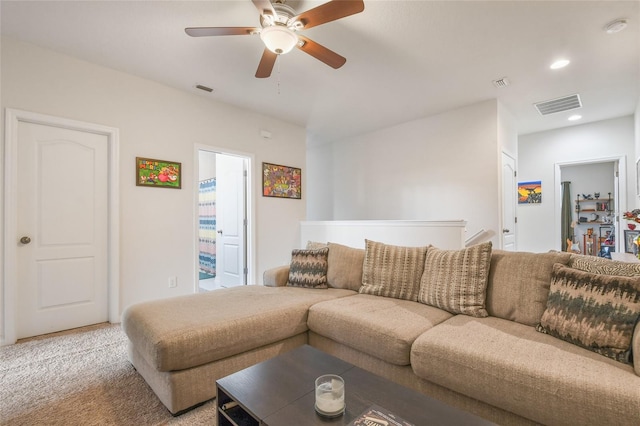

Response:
(314, 374), (345, 418)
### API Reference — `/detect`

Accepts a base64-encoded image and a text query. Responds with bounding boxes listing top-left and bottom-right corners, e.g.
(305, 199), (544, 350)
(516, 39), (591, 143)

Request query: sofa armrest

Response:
(634, 320), (640, 376)
(263, 265), (290, 287)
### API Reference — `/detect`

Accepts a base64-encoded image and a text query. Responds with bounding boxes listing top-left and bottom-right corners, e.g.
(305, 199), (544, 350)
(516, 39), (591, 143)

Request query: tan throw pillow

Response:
(486, 250), (571, 326)
(536, 264), (640, 364)
(359, 240), (428, 301)
(327, 242), (365, 291)
(568, 253), (640, 277)
(286, 247), (329, 289)
(306, 241), (328, 250)
(418, 242), (492, 317)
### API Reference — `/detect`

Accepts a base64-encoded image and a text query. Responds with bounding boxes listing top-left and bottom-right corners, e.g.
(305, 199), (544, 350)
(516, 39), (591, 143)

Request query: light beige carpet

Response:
(0, 324), (217, 425)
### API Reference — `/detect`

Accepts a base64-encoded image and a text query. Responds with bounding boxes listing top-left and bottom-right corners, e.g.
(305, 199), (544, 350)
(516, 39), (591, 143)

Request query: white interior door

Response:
(501, 153), (517, 251)
(216, 154), (246, 286)
(16, 121), (109, 339)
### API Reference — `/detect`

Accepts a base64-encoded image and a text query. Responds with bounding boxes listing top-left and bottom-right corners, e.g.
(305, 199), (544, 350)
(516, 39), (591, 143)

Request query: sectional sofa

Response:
(121, 240), (640, 425)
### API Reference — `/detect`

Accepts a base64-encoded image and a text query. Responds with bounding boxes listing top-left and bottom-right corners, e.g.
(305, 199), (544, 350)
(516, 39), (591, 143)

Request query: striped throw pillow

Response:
(418, 242), (492, 317)
(359, 240), (428, 301)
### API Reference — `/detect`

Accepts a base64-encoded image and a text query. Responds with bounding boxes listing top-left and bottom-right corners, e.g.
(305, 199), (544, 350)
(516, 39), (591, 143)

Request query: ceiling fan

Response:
(185, 0), (365, 78)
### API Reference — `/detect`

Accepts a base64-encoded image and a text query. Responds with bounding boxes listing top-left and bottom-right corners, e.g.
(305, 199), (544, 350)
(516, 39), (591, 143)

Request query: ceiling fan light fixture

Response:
(260, 25), (298, 54)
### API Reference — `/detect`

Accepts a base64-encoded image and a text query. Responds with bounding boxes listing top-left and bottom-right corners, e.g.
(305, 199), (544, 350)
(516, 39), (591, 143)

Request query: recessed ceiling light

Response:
(550, 59), (570, 70)
(604, 19), (628, 34)
(568, 115), (582, 121)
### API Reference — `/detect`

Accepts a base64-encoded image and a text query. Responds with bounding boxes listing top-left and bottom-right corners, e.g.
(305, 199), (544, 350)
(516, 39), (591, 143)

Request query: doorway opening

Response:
(556, 156), (626, 257)
(196, 147), (252, 292)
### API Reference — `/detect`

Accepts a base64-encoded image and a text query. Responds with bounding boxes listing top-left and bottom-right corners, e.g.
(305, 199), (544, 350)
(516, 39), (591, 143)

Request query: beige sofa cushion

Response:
(418, 242), (492, 317)
(327, 242), (365, 291)
(122, 286), (355, 371)
(411, 315), (640, 426)
(485, 250), (571, 326)
(537, 263), (640, 364)
(308, 294), (452, 366)
(569, 253), (640, 276)
(359, 240), (428, 301)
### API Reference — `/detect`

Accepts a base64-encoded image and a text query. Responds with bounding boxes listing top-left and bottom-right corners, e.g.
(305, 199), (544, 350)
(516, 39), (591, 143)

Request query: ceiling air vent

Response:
(492, 77), (510, 88)
(534, 94), (582, 116)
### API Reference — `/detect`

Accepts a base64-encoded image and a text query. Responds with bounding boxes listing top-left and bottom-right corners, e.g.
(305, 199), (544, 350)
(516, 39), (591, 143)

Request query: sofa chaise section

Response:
(121, 285), (355, 413)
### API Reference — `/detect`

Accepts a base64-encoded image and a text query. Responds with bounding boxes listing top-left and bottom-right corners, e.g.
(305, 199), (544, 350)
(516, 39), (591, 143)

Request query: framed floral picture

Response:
(262, 162), (301, 199)
(136, 157), (181, 189)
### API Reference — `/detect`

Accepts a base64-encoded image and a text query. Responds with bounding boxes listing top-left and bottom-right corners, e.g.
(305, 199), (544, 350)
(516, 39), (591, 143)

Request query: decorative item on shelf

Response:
(582, 193), (593, 200)
(594, 192), (600, 199)
(629, 223), (637, 230)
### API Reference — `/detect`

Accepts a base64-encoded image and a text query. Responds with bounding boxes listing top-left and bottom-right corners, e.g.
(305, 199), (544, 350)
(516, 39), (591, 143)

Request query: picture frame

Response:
(517, 181), (542, 204)
(262, 162), (301, 199)
(623, 229), (639, 253)
(136, 157), (181, 189)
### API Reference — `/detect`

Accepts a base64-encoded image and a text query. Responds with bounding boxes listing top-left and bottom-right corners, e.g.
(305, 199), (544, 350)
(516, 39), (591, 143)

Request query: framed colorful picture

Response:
(624, 230), (639, 253)
(262, 162), (301, 199)
(136, 157), (181, 189)
(518, 181), (542, 204)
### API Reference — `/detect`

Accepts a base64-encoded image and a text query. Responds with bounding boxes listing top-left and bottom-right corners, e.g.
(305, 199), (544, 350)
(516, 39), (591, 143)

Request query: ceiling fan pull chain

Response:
(277, 58), (281, 95)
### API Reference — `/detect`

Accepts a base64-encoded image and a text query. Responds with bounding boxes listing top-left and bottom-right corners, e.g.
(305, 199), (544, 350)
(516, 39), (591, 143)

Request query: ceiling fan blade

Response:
(293, 0), (364, 30)
(252, 0), (277, 18)
(297, 35), (346, 69)
(256, 48), (278, 78)
(185, 27), (258, 37)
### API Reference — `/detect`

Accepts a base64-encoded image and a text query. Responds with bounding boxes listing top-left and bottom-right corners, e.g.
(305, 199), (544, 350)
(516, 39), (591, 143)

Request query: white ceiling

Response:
(2, 0), (639, 143)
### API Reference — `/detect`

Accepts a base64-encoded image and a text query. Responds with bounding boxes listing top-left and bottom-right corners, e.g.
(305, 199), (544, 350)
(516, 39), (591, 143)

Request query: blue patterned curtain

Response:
(199, 178), (216, 276)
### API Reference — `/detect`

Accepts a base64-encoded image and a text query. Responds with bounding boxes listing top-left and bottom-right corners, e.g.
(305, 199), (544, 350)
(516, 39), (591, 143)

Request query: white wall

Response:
(307, 100), (504, 246)
(518, 116), (635, 252)
(1, 38), (306, 330)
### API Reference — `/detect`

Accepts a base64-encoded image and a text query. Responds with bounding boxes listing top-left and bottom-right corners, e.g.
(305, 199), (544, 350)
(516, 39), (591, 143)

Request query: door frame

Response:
(193, 144), (255, 287)
(2, 109), (120, 345)
(554, 155), (626, 253)
(501, 152), (517, 250)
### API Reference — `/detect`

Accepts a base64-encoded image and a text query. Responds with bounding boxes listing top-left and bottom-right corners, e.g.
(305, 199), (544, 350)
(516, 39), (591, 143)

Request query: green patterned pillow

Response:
(568, 254), (640, 276)
(286, 247), (329, 289)
(536, 263), (640, 364)
(418, 242), (492, 317)
(359, 240), (428, 301)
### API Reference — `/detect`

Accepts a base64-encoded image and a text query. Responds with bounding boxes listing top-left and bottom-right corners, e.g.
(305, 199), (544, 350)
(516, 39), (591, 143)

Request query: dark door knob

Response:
(20, 236), (31, 244)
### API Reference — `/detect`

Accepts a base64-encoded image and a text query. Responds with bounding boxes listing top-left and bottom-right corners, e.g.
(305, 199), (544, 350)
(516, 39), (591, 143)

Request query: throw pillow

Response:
(568, 254), (640, 277)
(359, 240), (429, 301)
(286, 247), (329, 289)
(486, 250), (571, 326)
(327, 242), (365, 291)
(306, 241), (328, 250)
(418, 242), (492, 317)
(536, 263), (640, 364)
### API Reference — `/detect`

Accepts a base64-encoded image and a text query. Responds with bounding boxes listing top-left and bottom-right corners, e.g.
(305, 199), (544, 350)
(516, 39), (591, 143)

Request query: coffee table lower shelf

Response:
(217, 387), (259, 426)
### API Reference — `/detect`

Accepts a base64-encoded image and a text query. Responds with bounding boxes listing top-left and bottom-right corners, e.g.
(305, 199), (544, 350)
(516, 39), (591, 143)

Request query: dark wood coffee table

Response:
(216, 345), (494, 426)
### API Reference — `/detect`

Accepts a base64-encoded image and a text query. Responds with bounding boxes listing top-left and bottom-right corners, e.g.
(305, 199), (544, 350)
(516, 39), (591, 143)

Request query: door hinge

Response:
(616, 171), (619, 177)
(243, 218), (247, 226)
(514, 170), (517, 177)
(244, 267), (248, 275)
(243, 170), (248, 177)
(515, 217), (518, 223)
